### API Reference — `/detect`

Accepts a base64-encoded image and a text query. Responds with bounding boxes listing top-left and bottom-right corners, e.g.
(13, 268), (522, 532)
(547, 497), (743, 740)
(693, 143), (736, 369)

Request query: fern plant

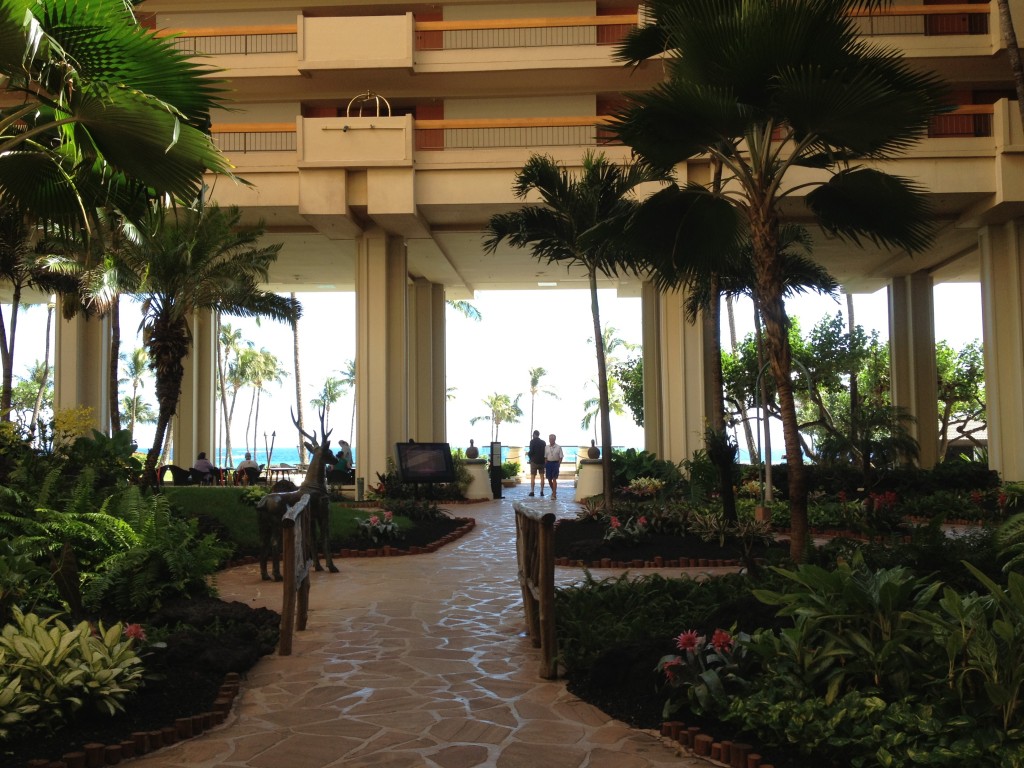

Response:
(996, 512), (1024, 572)
(83, 490), (231, 617)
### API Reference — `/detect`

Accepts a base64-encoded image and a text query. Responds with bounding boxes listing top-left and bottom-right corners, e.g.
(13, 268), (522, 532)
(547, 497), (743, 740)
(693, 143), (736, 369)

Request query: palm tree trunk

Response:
(0, 281), (22, 421)
(754, 303), (774, 502)
(29, 302), (53, 442)
(216, 319), (233, 468)
(588, 268), (614, 507)
(751, 215), (807, 562)
(846, 292), (859, 456)
(996, 0), (1024, 127)
(246, 388), (257, 454)
(108, 299), (122, 434)
(728, 295), (758, 462)
(292, 296), (307, 465)
(144, 321), (187, 486)
(705, 279), (737, 521)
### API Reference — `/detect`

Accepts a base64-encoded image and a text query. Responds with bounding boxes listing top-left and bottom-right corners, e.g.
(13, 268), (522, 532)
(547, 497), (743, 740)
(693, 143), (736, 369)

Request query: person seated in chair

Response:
(191, 452), (222, 485)
(234, 452), (260, 485)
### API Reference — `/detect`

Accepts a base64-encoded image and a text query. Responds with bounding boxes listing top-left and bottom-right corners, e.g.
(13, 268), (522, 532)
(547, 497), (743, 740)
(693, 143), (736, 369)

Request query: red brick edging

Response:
(660, 720), (774, 768)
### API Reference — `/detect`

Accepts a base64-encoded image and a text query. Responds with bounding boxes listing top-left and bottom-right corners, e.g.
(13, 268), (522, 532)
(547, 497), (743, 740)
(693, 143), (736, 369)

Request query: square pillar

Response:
(356, 230), (409, 484)
(641, 282), (707, 463)
(173, 309), (217, 467)
(889, 272), (939, 467)
(409, 277), (446, 442)
(53, 307), (109, 433)
(979, 219), (1024, 481)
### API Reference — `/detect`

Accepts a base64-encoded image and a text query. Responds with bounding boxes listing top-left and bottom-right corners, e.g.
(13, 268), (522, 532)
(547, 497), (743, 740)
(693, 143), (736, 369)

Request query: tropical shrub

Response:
(357, 510), (402, 546)
(501, 461), (520, 480)
(381, 497), (449, 522)
(0, 609), (144, 741)
(610, 449), (686, 496)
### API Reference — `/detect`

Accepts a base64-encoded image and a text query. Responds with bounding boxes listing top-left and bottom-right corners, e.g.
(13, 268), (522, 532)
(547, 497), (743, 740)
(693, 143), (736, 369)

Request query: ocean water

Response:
(221, 444), (585, 469)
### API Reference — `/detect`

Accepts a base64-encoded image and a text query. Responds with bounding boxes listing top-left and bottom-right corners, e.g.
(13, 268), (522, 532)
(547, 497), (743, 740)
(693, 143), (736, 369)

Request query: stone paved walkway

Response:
(128, 482), (718, 768)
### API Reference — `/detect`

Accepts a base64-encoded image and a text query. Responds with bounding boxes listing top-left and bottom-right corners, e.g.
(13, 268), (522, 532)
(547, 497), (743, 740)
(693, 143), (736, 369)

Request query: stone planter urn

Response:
(466, 439), (479, 459)
(587, 439), (600, 459)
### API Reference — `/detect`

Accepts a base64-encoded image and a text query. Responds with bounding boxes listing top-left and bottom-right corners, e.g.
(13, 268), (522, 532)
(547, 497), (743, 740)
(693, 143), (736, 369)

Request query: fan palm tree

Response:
(470, 393), (523, 443)
(0, 0), (230, 228)
(526, 366), (559, 436)
(484, 152), (668, 507)
(614, 0), (947, 560)
(115, 200), (299, 484)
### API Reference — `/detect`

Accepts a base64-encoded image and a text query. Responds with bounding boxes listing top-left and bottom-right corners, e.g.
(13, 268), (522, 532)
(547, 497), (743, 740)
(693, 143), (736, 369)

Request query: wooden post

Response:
(514, 502), (557, 678)
(278, 495), (312, 655)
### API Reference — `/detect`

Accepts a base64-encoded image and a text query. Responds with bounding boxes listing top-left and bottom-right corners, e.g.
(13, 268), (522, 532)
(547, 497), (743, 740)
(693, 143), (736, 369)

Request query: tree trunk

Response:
(108, 298), (122, 434)
(216, 318), (233, 468)
(751, 213), (807, 562)
(754, 300), (774, 502)
(846, 292), (859, 458)
(144, 320), (188, 487)
(728, 294), (758, 462)
(29, 302), (53, 442)
(0, 280), (22, 421)
(292, 295), (307, 465)
(996, 0), (1024, 127)
(705, 278), (737, 521)
(588, 267), (615, 507)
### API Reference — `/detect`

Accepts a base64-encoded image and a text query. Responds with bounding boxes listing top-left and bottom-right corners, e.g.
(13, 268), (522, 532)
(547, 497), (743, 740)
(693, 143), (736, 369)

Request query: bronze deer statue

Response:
(255, 409), (339, 581)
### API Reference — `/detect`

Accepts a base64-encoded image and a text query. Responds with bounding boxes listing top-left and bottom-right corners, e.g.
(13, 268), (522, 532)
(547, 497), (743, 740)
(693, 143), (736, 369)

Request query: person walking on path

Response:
(527, 430), (547, 496)
(544, 433), (564, 500)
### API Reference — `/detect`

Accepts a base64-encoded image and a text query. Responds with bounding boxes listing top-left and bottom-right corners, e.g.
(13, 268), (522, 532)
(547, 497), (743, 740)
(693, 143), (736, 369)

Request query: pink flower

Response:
(675, 630), (701, 651)
(609, 517), (621, 529)
(711, 629), (733, 653)
(662, 658), (683, 680)
(123, 623), (147, 642)
(384, 510), (393, 522)
(637, 516), (648, 527)
(369, 515), (380, 527)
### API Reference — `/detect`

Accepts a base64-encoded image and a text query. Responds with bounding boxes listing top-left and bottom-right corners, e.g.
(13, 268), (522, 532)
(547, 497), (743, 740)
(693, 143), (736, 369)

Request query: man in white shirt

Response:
(544, 434), (564, 500)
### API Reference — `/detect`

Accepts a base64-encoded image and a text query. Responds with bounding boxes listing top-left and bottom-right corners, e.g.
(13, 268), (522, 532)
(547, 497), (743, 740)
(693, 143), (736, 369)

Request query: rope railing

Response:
(514, 502), (557, 679)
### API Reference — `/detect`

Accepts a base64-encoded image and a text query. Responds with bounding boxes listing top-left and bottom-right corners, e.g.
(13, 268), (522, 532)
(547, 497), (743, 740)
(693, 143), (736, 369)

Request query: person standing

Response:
(527, 430), (547, 497)
(544, 433), (564, 500)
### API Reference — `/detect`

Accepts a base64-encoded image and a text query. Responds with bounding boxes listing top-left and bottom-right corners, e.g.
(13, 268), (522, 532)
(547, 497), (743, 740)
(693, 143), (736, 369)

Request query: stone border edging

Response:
(659, 720), (776, 768)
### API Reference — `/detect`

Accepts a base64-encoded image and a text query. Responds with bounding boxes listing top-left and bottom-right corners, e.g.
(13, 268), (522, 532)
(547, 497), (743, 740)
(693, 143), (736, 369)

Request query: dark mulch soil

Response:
(553, 517), (789, 565)
(3, 597), (281, 768)
(335, 515), (468, 552)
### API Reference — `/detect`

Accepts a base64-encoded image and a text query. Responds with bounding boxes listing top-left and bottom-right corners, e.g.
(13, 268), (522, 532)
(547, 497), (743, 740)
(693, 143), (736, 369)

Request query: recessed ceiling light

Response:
(537, 282), (558, 287)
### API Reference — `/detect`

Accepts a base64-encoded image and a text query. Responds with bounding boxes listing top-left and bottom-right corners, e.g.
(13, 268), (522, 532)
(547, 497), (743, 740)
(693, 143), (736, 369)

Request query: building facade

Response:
(50, 1), (1024, 483)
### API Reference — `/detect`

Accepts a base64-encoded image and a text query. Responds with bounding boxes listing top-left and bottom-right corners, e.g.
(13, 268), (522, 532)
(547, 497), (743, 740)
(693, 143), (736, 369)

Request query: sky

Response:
(4, 282), (984, 461)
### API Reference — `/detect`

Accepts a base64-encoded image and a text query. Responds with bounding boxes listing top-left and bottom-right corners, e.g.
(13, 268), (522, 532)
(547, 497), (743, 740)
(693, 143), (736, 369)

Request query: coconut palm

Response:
(526, 366), (559, 436)
(121, 394), (156, 438)
(614, 0), (947, 559)
(115, 200), (299, 484)
(120, 347), (150, 441)
(339, 358), (356, 443)
(0, 0), (230, 228)
(470, 393), (523, 443)
(311, 376), (346, 426)
(290, 292), (308, 465)
(447, 300), (482, 321)
(484, 152), (668, 507)
(216, 323), (244, 466)
(243, 348), (287, 460)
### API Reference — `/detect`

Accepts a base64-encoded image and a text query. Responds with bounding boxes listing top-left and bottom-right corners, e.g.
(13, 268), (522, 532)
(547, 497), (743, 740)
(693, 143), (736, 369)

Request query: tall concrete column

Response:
(641, 282), (707, 463)
(173, 309), (217, 467)
(53, 307), (110, 433)
(979, 219), (1024, 481)
(889, 272), (939, 468)
(408, 277), (446, 443)
(356, 230), (409, 485)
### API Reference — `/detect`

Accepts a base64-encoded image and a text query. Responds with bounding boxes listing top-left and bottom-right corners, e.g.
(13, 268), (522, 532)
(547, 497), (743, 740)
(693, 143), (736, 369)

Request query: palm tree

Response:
(116, 200), (299, 484)
(470, 393), (523, 443)
(28, 301), (54, 440)
(216, 323), (244, 466)
(526, 366), (559, 436)
(0, 0), (231, 228)
(447, 300), (482, 321)
(290, 291), (308, 465)
(311, 376), (346, 426)
(484, 152), (668, 506)
(244, 348), (287, 460)
(121, 347), (150, 441)
(582, 379), (625, 441)
(121, 394), (156, 438)
(614, 0), (947, 560)
(338, 358), (356, 443)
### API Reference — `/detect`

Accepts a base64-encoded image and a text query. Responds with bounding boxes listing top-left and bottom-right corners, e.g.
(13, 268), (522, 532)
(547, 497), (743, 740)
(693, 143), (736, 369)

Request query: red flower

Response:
(710, 629), (733, 653)
(675, 630), (702, 651)
(637, 516), (648, 527)
(609, 516), (621, 529)
(368, 515), (380, 527)
(662, 658), (683, 680)
(123, 623), (147, 642)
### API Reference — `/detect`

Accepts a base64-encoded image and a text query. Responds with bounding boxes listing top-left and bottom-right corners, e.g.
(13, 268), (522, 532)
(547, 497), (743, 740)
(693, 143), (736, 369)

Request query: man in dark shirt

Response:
(527, 430), (546, 497)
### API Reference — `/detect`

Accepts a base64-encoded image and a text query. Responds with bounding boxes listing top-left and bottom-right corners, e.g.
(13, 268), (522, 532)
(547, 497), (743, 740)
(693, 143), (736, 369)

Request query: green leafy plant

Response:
(501, 461), (520, 480)
(0, 608), (144, 740)
(658, 626), (750, 717)
(381, 498), (449, 522)
(603, 514), (650, 545)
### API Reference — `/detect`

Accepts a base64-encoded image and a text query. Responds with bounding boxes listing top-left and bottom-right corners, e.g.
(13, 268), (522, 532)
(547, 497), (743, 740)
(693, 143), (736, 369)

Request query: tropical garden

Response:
(3, 0), (1024, 767)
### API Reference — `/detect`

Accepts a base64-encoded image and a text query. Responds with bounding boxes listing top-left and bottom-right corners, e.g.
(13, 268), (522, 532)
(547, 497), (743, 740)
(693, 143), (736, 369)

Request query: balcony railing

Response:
(848, 3), (989, 36)
(413, 117), (618, 151)
(156, 25), (298, 55)
(211, 123), (297, 153)
(413, 15), (637, 51)
(209, 106), (997, 157)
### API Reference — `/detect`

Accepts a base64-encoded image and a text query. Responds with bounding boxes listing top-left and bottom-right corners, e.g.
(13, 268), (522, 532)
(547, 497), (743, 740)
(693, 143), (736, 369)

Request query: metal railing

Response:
(849, 3), (989, 36)
(210, 123), (296, 153)
(156, 24), (297, 55)
(414, 15), (637, 51)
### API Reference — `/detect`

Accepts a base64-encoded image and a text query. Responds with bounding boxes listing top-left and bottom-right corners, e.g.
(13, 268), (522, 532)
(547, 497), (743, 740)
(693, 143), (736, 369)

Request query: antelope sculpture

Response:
(256, 409), (339, 581)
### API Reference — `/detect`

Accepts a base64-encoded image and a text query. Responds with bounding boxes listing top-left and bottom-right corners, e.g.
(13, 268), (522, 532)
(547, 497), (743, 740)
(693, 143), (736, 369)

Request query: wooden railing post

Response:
(278, 495), (312, 656)
(514, 502), (558, 679)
